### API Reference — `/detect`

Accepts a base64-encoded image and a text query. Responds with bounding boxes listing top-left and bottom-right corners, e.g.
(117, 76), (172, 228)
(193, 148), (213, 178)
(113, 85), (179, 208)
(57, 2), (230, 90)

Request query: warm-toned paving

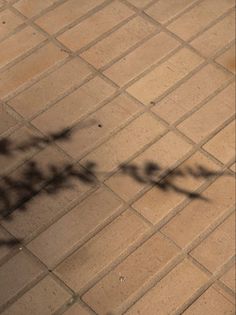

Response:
(0, 0), (235, 314)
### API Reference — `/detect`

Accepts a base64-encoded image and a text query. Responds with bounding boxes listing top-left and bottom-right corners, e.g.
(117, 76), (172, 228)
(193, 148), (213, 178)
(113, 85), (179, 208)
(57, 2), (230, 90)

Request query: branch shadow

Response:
(0, 124), (233, 248)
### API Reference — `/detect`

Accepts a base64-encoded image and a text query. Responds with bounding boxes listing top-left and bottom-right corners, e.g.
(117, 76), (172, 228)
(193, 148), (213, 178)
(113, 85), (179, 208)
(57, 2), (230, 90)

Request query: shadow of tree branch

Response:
(0, 125), (233, 248)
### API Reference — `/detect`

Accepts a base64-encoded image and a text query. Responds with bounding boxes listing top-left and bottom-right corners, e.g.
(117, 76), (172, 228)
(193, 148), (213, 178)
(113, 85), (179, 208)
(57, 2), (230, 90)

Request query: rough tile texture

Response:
(0, 1), (235, 314)
(1, 276), (71, 315)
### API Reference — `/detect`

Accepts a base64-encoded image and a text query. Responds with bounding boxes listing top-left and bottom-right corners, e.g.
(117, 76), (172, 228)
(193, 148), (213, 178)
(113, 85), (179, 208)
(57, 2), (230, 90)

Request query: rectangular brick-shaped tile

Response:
(127, 0), (153, 8)
(177, 83), (235, 143)
(14, 0), (59, 18)
(54, 209), (149, 292)
(190, 11), (235, 57)
(220, 264), (235, 292)
(167, 0), (235, 41)
(191, 213), (235, 272)
(104, 32), (180, 86)
(80, 113), (166, 178)
(8, 58), (92, 118)
(1, 147), (91, 240)
(127, 48), (203, 105)
(124, 259), (208, 315)
(0, 145), (71, 205)
(57, 93), (142, 158)
(27, 188), (124, 268)
(0, 9), (24, 41)
(105, 131), (191, 201)
(230, 162), (236, 172)
(216, 45), (235, 73)
(161, 176), (235, 248)
(183, 286), (235, 314)
(81, 16), (157, 69)
(145, 0), (198, 24)
(0, 27), (45, 70)
(1, 275), (71, 315)
(0, 126), (38, 176)
(133, 151), (219, 224)
(0, 43), (67, 99)
(32, 76), (116, 134)
(83, 233), (179, 315)
(0, 251), (44, 308)
(0, 105), (17, 135)
(213, 283), (235, 305)
(63, 303), (91, 315)
(152, 64), (231, 124)
(58, 1), (134, 51)
(203, 120), (235, 164)
(35, 0), (106, 34)
(0, 227), (19, 261)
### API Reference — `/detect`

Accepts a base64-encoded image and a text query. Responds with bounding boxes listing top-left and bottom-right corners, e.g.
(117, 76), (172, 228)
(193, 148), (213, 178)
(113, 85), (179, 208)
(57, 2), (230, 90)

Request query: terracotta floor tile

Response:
(83, 233), (179, 315)
(63, 303), (91, 315)
(0, 251), (44, 308)
(230, 162), (236, 172)
(124, 259), (208, 315)
(220, 264), (235, 292)
(1, 147), (91, 240)
(106, 131), (191, 202)
(81, 16), (157, 69)
(0, 43), (67, 99)
(177, 83), (235, 142)
(80, 113), (166, 177)
(127, 48), (203, 105)
(191, 11), (235, 57)
(1, 2), (235, 313)
(133, 152), (219, 224)
(32, 76), (116, 134)
(0, 9), (24, 41)
(58, 1), (134, 51)
(0, 126), (38, 176)
(216, 45), (235, 73)
(57, 93), (142, 158)
(104, 32), (180, 86)
(0, 227), (19, 261)
(145, 0), (198, 24)
(127, 0), (153, 9)
(167, 0), (235, 41)
(1, 275), (71, 315)
(14, 0), (60, 18)
(0, 27), (45, 70)
(0, 105), (17, 135)
(152, 65), (232, 124)
(183, 286), (235, 314)
(35, 0), (106, 34)
(203, 120), (235, 164)
(27, 188), (124, 268)
(161, 176), (235, 248)
(191, 213), (235, 272)
(55, 210), (149, 291)
(8, 58), (92, 118)
(213, 283), (235, 305)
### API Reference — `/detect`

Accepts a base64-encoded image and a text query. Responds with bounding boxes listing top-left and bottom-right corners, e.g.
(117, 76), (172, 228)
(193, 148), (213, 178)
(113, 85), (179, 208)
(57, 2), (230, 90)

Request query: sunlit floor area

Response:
(0, 0), (235, 314)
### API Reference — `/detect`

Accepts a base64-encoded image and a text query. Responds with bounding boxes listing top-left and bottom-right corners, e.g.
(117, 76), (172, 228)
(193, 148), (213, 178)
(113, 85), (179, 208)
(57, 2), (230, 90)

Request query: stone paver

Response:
(0, 1), (235, 314)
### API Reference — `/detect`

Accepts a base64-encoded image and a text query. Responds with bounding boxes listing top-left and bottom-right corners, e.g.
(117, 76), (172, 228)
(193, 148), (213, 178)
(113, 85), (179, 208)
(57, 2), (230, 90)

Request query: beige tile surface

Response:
(125, 259), (208, 315)
(216, 45), (235, 73)
(0, 10), (24, 41)
(0, 1), (235, 314)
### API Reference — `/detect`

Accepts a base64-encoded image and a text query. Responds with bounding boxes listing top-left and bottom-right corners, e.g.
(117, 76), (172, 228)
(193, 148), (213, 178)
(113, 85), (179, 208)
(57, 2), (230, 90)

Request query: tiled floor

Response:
(0, 0), (235, 314)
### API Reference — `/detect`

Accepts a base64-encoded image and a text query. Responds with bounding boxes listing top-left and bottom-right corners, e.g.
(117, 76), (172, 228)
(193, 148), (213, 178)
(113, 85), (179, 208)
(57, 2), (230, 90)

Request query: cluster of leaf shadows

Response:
(0, 125), (233, 248)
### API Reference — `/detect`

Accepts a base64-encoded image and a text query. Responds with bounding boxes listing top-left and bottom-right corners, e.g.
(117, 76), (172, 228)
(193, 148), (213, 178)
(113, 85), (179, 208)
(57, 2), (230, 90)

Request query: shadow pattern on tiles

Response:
(0, 119), (97, 156)
(0, 125), (233, 248)
(119, 162), (228, 200)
